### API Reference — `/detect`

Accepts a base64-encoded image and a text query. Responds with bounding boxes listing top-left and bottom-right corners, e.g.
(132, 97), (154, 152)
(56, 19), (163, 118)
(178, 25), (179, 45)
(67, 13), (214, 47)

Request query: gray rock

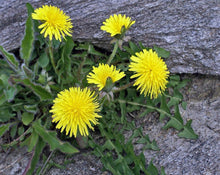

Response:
(0, 0), (220, 75)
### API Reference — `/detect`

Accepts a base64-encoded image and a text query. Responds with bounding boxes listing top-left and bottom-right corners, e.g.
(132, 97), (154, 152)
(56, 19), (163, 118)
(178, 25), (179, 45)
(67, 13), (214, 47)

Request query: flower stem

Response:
(107, 40), (119, 65)
(118, 99), (173, 117)
(112, 81), (135, 93)
(48, 40), (58, 75)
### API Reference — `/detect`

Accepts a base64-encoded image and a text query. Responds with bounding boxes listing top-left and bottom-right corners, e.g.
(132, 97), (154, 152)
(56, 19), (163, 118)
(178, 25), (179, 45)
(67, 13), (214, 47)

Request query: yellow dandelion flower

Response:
(50, 87), (101, 137)
(101, 14), (135, 37)
(87, 63), (125, 91)
(32, 5), (73, 41)
(129, 49), (170, 99)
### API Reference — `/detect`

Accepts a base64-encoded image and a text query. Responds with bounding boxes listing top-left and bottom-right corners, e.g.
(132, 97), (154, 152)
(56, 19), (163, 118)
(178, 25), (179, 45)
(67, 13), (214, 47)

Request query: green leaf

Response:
(101, 156), (121, 175)
(20, 3), (34, 64)
(0, 123), (11, 137)
(4, 86), (17, 102)
(28, 129), (39, 152)
(103, 140), (115, 151)
(129, 41), (140, 53)
(0, 74), (9, 87)
(26, 137), (46, 175)
(56, 37), (75, 83)
(129, 128), (159, 151)
(132, 152), (149, 174)
(26, 3), (34, 20)
(143, 140), (159, 151)
(33, 120), (79, 154)
(20, 129), (39, 152)
(24, 104), (38, 113)
(17, 78), (52, 100)
(153, 46), (170, 58)
(163, 105), (184, 130)
(22, 112), (34, 126)
(10, 124), (17, 138)
(0, 93), (6, 106)
(167, 75), (181, 88)
(146, 160), (159, 175)
(173, 88), (183, 100)
(159, 95), (171, 120)
(0, 80), (4, 91)
(18, 126), (25, 136)
(178, 120), (198, 139)
(75, 42), (104, 57)
(137, 137), (159, 151)
(29, 3), (43, 45)
(21, 64), (33, 78)
(0, 109), (15, 122)
(181, 101), (187, 110)
(138, 41), (146, 50)
(0, 45), (19, 71)
(88, 44), (106, 57)
(161, 167), (166, 175)
(176, 79), (190, 89)
(72, 52), (87, 59)
(167, 88), (183, 107)
(169, 75), (180, 81)
(76, 43), (89, 50)
(38, 52), (49, 68)
(124, 46), (135, 56)
(20, 135), (32, 147)
(61, 36), (75, 67)
(62, 36), (75, 57)
(24, 104), (38, 114)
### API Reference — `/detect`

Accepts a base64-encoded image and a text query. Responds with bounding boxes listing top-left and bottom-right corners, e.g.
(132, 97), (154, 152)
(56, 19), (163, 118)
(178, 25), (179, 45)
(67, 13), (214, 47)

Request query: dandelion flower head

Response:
(101, 14), (135, 37)
(129, 49), (169, 99)
(50, 87), (101, 137)
(87, 63), (125, 91)
(32, 5), (73, 41)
